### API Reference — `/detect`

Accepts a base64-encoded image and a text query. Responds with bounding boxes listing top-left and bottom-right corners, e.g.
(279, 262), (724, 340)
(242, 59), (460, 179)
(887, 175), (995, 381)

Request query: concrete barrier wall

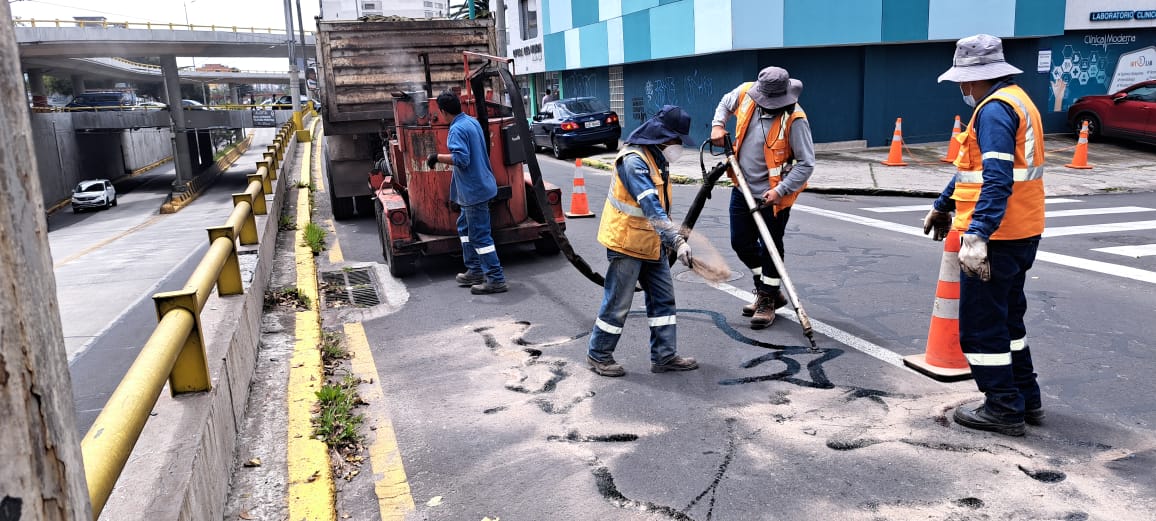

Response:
(30, 112), (82, 206)
(97, 133), (298, 521)
(121, 128), (172, 172)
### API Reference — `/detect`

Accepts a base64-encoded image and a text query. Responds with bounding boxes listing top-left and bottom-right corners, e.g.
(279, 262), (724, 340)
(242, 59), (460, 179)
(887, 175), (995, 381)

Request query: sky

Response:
(10, 0), (322, 72)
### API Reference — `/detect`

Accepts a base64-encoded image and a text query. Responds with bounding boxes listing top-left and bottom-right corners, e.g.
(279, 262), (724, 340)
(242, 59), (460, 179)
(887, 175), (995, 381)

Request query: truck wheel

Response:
(381, 217), (418, 277)
(374, 199), (388, 258)
(534, 235), (561, 256)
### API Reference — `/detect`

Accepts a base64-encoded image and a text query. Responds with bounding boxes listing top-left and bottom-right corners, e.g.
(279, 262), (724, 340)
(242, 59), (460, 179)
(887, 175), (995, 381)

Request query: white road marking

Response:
(861, 198), (1083, 213)
(1043, 220), (1156, 237)
(1091, 244), (1156, 258)
(792, 203), (1156, 285)
(1045, 206), (1155, 218)
(712, 282), (907, 368)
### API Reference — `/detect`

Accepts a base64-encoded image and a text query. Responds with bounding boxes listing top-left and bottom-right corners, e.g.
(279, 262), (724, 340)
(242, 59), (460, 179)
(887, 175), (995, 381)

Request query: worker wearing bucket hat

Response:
(586, 105), (699, 377)
(923, 34), (1046, 436)
(710, 66), (815, 330)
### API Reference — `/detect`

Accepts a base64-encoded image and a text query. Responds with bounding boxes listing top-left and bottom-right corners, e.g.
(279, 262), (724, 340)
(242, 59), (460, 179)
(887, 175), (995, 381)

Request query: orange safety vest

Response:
(596, 146), (673, 261)
(732, 82), (808, 213)
(950, 84), (1046, 239)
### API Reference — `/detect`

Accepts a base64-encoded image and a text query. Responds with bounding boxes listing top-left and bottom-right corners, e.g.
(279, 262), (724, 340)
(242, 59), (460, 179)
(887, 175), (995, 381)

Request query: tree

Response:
(1, 2), (91, 520)
(449, 0), (491, 19)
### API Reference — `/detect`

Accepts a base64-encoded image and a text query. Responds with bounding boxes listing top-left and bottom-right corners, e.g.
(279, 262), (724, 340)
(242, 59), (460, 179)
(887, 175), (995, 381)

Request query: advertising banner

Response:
(1043, 30), (1156, 113)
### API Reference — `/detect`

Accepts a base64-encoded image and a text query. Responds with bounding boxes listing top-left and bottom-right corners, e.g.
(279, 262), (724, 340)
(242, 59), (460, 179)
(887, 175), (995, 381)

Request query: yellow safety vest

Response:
(950, 84), (1046, 239)
(732, 82), (808, 213)
(596, 146), (672, 261)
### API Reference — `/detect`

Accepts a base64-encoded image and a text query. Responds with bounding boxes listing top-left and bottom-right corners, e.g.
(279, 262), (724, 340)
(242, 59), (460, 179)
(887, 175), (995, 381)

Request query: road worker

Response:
(710, 67), (816, 329)
(586, 105), (699, 377)
(923, 34), (1046, 437)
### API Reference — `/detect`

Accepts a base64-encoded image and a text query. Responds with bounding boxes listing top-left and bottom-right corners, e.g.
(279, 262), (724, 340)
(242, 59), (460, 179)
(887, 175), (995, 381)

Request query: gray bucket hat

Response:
(748, 66), (803, 110)
(938, 34), (1023, 83)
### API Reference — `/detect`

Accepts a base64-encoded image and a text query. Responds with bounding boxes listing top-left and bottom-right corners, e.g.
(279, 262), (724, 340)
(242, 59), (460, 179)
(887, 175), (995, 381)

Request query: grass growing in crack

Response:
(320, 329), (347, 362)
(278, 214), (297, 231)
(303, 222), (326, 254)
(264, 287), (311, 310)
(314, 374), (365, 449)
(296, 179), (313, 190)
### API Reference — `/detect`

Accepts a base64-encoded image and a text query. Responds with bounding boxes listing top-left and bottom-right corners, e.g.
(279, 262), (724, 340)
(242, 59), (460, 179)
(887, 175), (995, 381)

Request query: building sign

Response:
(1067, 1), (1156, 29)
(1090, 10), (1156, 22)
(1044, 32), (1156, 113)
(1037, 50), (1052, 73)
(252, 109), (276, 127)
(1108, 46), (1156, 93)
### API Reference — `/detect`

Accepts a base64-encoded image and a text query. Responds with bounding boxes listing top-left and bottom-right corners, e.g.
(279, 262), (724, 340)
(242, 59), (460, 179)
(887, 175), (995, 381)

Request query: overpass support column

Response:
(229, 84), (239, 105)
(70, 74), (86, 94)
(26, 68), (46, 97)
(160, 56), (195, 187)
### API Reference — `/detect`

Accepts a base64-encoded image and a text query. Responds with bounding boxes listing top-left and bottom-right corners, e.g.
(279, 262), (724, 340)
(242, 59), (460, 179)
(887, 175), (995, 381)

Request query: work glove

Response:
(426, 153), (438, 170)
(675, 241), (694, 269)
(922, 208), (952, 241)
(958, 233), (991, 282)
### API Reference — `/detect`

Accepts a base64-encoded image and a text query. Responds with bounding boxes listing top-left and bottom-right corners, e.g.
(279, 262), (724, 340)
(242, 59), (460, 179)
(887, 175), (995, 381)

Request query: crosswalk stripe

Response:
(1046, 206), (1155, 218)
(1092, 244), (1156, 258)
(861, 198), (1083, 213)
(1043, 220), (1156, 238)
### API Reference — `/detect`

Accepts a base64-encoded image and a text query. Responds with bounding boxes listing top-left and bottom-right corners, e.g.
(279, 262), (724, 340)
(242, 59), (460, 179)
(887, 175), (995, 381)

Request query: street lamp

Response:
(182, 0), (198, 68)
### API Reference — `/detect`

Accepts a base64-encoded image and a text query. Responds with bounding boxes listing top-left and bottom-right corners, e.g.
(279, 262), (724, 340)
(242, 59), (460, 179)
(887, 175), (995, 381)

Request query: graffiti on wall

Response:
(565, 72), (599, 99)
(1047, 32), (1156, 112)
(641, 70), (717, 117)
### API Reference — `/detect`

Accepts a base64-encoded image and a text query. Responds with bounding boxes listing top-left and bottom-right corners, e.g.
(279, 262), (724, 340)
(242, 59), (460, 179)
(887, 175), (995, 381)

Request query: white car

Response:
(71, 179), (117, 212)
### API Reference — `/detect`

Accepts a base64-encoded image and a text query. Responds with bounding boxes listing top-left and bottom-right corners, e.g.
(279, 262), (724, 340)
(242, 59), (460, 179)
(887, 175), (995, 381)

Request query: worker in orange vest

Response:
(710, 67), (815, 329)
(923, 34), (1046, 437)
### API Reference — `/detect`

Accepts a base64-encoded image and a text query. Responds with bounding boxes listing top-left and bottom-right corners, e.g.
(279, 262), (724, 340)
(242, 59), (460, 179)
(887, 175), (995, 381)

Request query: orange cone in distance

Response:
(1065, 120), (1093, 170)
(903, 229), (973, 382)
(941, 115), (962, 163)
(564, 158), (596, 218)
(881, 117), (908, 166)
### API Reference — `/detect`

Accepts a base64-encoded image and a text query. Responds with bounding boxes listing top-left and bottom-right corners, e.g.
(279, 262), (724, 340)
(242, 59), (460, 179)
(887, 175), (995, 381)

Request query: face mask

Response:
(662, 144), (684, 162)
(960, 84), (977, 107)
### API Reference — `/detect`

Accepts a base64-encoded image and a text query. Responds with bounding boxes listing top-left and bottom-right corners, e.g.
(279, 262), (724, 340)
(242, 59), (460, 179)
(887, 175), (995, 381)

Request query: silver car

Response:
(71, 179), (117, 212)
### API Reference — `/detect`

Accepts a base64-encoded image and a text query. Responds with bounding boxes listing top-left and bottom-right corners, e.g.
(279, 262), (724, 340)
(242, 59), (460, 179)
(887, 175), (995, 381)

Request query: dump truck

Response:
(314, 18), (569, 277)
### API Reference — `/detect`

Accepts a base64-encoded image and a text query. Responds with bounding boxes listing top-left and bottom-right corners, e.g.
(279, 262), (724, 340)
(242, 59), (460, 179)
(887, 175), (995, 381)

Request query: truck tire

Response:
(381, 217), (418, 277)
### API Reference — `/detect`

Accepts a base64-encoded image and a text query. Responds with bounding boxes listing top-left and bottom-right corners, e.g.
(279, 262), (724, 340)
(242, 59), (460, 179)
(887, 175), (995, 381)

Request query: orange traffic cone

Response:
(1065, 120), (1093, 169)
(940, 115), (962, 163)
(564, 159), (596, 218)
(881, 117), (907, 166)
(903, 229), (973, 382)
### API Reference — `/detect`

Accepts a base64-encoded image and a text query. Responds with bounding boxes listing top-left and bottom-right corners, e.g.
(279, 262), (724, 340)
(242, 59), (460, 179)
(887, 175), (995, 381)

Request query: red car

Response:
(1067, 80), (1156, 144)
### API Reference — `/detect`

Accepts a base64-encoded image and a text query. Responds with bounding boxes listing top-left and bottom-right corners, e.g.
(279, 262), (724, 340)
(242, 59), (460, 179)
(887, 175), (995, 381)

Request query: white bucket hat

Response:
(937, 34), (1023, 83)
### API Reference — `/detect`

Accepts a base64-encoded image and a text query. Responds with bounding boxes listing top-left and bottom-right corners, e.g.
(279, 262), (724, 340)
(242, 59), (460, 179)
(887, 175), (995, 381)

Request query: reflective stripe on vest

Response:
(950, 84), (1046, 240)
(732, 82), (807, 212)
(595, 147), (671, 260)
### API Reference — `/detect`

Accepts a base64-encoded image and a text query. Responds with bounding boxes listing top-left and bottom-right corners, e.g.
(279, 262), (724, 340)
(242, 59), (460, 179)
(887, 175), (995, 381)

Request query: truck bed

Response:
(315, 18), (496, 129)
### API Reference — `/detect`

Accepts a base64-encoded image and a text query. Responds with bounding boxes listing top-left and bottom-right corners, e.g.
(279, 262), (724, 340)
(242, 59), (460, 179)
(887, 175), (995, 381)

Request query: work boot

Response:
(651, 355), (699, 373)
(749, 291), (777, 330)
(953, 404), (1026, 436)
(455, 271), (485, 286)
(588, 356), (625, 377)
(1025, 407), (1045, 426)
(742, 289), (789, 317)
(470, 281), (508, 295)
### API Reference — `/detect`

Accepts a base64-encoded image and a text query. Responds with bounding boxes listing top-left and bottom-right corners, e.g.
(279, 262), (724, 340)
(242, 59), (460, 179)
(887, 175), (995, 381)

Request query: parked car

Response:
(263, 95), (318, 110)
(1067, 80), (1156, 145)
(71, 179), (117, 212)
(135, 101), (169, 110)
(181, 99), (209, 110)
(65, 91), (138, 111)
(531, 97), (621, 159)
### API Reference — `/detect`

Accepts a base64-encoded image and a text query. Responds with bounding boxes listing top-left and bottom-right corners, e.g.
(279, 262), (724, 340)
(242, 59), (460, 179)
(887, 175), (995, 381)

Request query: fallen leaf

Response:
(239, 512), (255, 520)
(243, 458), (262, 467)
(427, 496), (443, 507)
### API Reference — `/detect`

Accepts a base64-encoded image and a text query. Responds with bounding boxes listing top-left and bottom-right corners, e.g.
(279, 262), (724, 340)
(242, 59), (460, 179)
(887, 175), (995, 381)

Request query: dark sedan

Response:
(1067, 80), (1156, 145)
(531, 97), (621, 158)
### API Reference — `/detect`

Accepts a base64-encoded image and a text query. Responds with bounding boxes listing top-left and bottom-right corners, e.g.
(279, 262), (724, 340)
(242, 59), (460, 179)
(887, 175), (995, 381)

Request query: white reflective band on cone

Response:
(965, 352), (1012, 366)
(595, 318), (623, 335)
(932, 297), (959, 319)
(648, 315), (676, 327)
(938, 251), (961, 282)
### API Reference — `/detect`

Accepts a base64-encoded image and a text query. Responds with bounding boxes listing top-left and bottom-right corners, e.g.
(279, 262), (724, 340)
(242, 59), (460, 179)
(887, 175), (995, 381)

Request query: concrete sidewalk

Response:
(581, 133), (1156, 197)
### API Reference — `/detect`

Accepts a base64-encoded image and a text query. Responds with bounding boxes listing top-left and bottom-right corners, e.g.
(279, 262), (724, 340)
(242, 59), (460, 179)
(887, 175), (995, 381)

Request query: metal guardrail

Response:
(78, 115), (304, 518)
(14, 18), (314, 35)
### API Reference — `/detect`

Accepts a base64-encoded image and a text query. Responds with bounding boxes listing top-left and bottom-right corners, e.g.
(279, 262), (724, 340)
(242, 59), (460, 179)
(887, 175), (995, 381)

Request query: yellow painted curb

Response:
(344, 323), (415, 520)
(286, 121), (337, 520)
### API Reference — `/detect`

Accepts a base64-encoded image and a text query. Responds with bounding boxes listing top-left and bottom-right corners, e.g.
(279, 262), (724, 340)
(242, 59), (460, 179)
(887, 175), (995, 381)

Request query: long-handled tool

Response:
(717, 134), (818, 350)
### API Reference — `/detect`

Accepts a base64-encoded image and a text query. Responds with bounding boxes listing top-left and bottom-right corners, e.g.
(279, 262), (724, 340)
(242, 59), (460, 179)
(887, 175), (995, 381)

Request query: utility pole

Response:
(283, 0), (302, 128)
(493, 0), (506, 58)
(295, 0), (309, 102)
(1, 2), (91, 520)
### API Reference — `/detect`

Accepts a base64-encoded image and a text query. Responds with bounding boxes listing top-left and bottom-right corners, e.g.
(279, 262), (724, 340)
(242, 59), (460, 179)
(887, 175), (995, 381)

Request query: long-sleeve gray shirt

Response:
(712, 84), (815, 196)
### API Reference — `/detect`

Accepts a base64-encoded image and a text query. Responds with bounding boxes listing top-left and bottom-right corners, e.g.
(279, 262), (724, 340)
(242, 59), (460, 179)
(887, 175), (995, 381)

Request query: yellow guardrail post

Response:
(154, 289), (211, 393)
(263, 151), (278, 179)
(257, 161), (272, 183)
(272, 139), (283, 162)
(229, 194), (259, 245)
(255, 167), (273, 195)
(246, 174), (269, 214)
(206, 227), (243, 296)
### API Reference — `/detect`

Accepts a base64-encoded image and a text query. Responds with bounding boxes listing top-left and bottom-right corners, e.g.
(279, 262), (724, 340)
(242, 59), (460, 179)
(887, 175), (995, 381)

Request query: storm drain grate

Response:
(321, 267), (381, 308)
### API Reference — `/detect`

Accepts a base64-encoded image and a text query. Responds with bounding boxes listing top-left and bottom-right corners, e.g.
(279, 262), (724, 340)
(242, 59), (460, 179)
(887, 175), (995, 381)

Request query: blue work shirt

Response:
(616, 145), (682, 250)
(933, 79), (1019, 240)
(447, 112), (498, 206)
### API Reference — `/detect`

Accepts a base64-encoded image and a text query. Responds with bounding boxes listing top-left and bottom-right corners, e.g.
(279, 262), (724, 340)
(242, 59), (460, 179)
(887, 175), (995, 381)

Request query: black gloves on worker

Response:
(426, 153), (438, 170)
(922, 208), (953, 241)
